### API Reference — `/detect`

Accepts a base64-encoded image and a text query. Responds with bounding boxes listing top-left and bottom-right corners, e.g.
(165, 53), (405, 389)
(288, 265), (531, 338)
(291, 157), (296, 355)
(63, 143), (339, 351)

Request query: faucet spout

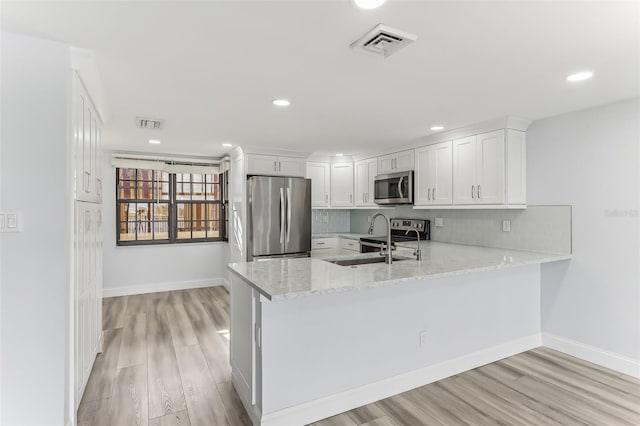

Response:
(405, 228), (422, 261)
(368, 212), (393, 264)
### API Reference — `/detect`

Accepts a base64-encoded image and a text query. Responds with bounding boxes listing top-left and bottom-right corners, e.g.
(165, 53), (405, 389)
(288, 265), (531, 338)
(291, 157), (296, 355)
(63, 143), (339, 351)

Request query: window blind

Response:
(111, 154), (220, 175)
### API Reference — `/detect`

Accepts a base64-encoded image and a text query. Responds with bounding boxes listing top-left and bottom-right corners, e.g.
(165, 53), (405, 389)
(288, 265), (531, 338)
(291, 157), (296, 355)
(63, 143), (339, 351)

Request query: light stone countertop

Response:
(227, 241), (572, 301)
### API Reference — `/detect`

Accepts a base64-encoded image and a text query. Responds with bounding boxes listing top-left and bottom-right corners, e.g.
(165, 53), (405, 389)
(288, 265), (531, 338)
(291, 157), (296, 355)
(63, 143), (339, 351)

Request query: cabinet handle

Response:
(316, 241), (325, 245)
(433, 187), (436, 200)
(362, 193), (365, 203)
(350, 194), (353, 203)
(365, 193), (368, 203)
(274, 161), (277, 172)
(325, 194), (328, 204)
(472, 185), (476, 199)
(278, 161), (282, 172)
(478, 184), (481, 199)
(428, 188), (431, 200)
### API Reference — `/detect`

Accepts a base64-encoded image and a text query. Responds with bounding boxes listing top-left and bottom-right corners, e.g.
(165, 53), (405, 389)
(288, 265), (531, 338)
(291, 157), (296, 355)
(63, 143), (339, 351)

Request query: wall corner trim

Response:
(102, 277), (229, 298)
(542, 332), (640, 379)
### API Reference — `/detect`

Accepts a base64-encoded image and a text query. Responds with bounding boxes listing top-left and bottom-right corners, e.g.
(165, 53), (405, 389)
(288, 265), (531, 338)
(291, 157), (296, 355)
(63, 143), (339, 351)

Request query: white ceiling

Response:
(2, 1), (639, 158)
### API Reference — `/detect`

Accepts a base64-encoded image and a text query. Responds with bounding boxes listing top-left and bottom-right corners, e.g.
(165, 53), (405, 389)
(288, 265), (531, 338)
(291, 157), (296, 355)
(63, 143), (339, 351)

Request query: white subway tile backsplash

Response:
(350, 205), (572, 255)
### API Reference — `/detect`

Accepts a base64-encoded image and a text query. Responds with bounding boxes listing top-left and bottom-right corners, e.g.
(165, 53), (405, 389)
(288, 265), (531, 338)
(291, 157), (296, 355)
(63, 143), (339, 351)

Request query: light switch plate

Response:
(0, 211), (21, 232)
(502, 219), (511, 232)
(435, 217), (444, 227)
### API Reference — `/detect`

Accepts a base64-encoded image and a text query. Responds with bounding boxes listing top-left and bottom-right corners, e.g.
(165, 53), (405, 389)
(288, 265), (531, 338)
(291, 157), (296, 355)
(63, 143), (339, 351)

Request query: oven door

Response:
(374, 171), (413, 205)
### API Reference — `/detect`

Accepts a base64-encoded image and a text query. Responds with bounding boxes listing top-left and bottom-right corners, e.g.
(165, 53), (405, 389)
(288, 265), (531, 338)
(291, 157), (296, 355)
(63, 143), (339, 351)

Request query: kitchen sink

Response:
(326, 256), (408, 266)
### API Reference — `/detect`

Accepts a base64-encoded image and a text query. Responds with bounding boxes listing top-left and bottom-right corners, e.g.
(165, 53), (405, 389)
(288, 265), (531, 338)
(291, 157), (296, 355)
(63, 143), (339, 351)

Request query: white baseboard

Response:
(102, 277), (228, 298)
(261, 333), (541, 426)
(542, 332), (640, 379)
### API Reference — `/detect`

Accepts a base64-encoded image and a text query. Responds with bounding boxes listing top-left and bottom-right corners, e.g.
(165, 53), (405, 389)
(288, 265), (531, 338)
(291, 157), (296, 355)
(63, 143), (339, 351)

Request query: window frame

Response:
(116, 167), (222, 246)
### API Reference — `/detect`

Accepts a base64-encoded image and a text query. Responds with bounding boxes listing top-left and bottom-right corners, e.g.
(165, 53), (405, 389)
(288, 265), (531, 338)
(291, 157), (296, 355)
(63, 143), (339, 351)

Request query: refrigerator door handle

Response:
(279, 187), (285, 244)
(286, 187), (292, 243)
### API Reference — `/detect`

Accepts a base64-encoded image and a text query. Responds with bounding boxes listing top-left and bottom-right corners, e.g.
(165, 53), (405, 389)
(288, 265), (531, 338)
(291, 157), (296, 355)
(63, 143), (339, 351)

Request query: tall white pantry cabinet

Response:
(72, 70), (104, 408)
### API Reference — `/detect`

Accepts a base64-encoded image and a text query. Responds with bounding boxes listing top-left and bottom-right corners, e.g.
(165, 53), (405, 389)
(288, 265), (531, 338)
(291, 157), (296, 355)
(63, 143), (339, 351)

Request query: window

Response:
(116, 166), (221, 245)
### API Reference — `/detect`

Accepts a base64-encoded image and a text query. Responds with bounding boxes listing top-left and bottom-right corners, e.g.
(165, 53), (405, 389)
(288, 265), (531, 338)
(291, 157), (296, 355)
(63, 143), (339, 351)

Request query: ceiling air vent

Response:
(136, 117), (165, 130)
(350, 23), (417, 58)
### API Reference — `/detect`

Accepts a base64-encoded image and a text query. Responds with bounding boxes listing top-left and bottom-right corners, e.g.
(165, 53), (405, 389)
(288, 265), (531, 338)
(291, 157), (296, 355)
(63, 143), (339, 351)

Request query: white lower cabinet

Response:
(312, 237), (338, 250)
(330, 163), (354, 207)
(415, 141), (453, 206)
(340, 238), (360, 252)
(74, 201), (102, 405)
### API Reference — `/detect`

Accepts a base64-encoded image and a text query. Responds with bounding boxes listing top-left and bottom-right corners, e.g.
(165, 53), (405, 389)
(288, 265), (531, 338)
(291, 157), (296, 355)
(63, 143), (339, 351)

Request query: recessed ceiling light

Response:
(354, 0), (387, 10)
(148, 139), (161, 144)
(336, 153), (344, 157)
(272, 99), (291, 107)
(566, 71), (594, 82)
(430, 126), (444, 131)
(222, 143), (233, 147)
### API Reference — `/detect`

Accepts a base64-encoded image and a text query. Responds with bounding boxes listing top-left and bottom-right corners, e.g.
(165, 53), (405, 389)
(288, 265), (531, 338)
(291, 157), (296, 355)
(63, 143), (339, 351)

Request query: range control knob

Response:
(418, 224), (423, 229)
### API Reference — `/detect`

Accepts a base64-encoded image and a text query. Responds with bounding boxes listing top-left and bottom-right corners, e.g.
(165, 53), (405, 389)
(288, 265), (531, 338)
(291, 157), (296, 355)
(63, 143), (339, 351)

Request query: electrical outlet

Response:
(502, 219), (511, 232)
(420, 330), (428, 348)
(435, 217), (444, 227)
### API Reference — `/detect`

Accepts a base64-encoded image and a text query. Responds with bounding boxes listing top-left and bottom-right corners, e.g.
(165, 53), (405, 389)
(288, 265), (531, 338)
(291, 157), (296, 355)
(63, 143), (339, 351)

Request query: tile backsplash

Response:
(350, 205), (572, 255)
(312, 209), (351, 234)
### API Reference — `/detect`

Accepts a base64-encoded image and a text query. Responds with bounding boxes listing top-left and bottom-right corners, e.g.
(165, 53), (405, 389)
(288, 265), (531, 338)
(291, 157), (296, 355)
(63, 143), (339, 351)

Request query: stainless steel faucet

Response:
(368, 212), (393, 264)
(405, 228), (422, 261)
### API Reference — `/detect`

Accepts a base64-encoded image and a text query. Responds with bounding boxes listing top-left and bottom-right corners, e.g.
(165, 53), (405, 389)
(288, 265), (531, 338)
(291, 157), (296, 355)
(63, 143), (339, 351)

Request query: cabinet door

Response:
(306, 162), (330, 207)
(95, 125), (102, 203)
(453, 136), (477, 205)
(377, 153), (395, 174)
(330, 163), (354, 206)
(278, 157), (306, 177)
(365, 159), (377, 206)
(414, 145), (433, 206)
(476, 130), (505, 204)
(246, 154), (278, 175)
(394, 149), (415, 172)
(432, 141), (453, 205)
(83, 98), (92, 198)
(354, 160), (369, 206)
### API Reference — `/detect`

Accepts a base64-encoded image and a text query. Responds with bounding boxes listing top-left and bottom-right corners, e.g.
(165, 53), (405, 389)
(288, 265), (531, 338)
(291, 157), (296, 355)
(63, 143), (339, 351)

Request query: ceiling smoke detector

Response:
(135, 117), (165, 130)
(350, 23), (417, 58)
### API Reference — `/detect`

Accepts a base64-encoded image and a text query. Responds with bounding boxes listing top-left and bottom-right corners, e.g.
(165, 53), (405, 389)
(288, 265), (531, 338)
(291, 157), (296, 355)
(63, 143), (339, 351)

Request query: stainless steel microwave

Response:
(374, 171), (414, 205)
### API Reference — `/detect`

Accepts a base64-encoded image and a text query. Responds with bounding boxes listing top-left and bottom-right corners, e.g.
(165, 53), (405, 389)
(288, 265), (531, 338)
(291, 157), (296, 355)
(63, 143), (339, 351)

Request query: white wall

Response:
(528, 98), (640, 362)
(102, 154), (229, 296)
(0, 32), (71, 425)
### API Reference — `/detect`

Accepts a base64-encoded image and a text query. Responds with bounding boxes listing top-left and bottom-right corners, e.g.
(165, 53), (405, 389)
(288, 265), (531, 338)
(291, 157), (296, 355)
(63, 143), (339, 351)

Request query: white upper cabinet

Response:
(415, 141), (453, 206)
(330, 162), (354, 207)
(246, 154), (305, 177)
(278, 156), (306, 177)
(378, 149), (415, 174)
(306, 162), (331, 208)
(354, 158), (377, 206)
(74, 75), (103, 204)
(453, 130), (505, 205)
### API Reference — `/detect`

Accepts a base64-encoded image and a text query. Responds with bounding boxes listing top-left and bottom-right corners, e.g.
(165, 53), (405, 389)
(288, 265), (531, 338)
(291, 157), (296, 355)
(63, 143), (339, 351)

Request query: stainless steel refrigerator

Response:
(246, 176), (312, 261)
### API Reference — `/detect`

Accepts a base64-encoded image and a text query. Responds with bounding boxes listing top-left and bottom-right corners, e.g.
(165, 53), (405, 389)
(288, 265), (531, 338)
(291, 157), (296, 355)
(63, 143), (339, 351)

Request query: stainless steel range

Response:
(360, 218), (429, 253)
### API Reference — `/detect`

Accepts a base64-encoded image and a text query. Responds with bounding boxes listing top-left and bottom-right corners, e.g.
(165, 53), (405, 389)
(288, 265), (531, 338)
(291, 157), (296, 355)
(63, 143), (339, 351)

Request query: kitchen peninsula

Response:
(227, 242), (571, 426)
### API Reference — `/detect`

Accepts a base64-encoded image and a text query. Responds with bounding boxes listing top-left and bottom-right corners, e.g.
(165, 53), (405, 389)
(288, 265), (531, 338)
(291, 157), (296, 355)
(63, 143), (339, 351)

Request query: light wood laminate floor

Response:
(81, 287), (640, 426)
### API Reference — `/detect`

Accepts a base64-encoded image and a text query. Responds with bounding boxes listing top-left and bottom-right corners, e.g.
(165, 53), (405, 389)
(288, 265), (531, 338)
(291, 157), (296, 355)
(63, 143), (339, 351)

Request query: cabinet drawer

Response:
(312, 238), (338, 250)
(340, 238), (360, 251)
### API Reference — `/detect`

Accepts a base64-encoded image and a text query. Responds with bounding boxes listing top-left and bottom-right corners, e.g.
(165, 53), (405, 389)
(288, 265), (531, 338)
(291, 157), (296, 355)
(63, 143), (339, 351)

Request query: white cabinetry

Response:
(75, 76), (103, 203)
(378, 149), (415, 174)
(312, 237), (338, 251)
(72, 71), (103, 406)
(246, 154), (305, 177)
(452, 129), (526, 206)
(415, 141), (453, 206)
(453, 130), (505, 205)
(306, 162), (331, 207)
(339, 238), (360, 252)
(354, 158), (377, 206)
(330, 163), (354, 207)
